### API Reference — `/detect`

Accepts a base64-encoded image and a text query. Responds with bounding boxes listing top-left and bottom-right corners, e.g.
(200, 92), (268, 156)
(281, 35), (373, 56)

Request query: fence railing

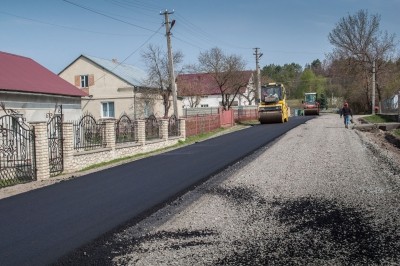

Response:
(115, 114), (137, 144)
(168, 115), (179, 137)
(145, 115), (160, 140)
(73, 113), (106, 151)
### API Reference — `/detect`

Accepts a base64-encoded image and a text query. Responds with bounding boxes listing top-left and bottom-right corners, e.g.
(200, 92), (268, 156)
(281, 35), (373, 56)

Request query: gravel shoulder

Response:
(53, 114), (400, 265)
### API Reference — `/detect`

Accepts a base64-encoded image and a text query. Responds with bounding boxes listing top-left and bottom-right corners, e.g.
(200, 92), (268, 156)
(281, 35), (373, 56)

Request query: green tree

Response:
(296, 69), (326, 99)
(261, 63), (302, 98)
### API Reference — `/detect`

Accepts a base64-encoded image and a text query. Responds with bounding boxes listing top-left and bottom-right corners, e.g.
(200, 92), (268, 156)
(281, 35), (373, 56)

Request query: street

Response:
(0, 116), (312, 266)
(55, 114), (400, 265)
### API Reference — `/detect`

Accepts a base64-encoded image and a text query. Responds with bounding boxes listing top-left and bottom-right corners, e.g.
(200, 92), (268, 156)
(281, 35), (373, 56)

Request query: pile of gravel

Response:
(58, 114), (400, 265)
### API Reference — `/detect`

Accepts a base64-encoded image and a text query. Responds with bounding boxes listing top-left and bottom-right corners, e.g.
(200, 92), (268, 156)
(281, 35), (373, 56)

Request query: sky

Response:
(1, 0), (399, 74)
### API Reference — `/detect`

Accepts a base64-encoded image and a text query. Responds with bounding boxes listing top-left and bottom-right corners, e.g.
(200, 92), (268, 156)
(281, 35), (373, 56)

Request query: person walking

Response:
(340, 102), (353, 128)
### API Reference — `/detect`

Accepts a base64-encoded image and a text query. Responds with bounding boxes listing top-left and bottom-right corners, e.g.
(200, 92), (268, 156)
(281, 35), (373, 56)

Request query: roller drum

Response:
(259, 111), (283, 124)
(304, 109), (319, 116)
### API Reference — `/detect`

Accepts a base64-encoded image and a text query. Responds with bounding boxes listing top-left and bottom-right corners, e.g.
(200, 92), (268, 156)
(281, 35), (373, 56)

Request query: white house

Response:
(176, 71), (255, 109)
(0, 51), (86, 122)
(59, 54), (182, 120)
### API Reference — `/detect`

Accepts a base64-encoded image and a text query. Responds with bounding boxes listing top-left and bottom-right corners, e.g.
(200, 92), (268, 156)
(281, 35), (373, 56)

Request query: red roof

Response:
(177, 71), (253, 97)
(0, 51), (86, 97)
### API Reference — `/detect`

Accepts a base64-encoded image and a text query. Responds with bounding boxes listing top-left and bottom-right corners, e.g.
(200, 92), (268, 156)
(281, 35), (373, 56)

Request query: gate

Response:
(0, 114), (36, 186)
(47, 109), (63, 177)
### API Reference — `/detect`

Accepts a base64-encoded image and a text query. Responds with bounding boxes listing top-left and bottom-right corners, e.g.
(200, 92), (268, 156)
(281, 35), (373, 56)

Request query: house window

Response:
(80, 75), (89, 88)
(102, 102), (115, 118)
(144, 100), (152, 118)
(75, 74), (94, 88)
(201, 104), (209, 107)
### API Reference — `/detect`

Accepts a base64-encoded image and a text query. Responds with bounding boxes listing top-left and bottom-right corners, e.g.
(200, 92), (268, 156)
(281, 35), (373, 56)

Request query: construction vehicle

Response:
(303, 92), (320, 115)
(258, 83), (289, 124)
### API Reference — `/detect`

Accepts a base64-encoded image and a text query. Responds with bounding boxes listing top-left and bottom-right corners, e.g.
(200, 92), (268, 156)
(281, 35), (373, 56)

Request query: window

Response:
(200, 104), (209, 107)
(102, 102), (115, 118)
(75, 74), (94, 88)
(144, 100), (152, 118)
(80, 75), (89, 88)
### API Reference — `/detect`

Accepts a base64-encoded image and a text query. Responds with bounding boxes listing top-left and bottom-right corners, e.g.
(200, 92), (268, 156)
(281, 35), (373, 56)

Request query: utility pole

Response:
(372, 59), (376, 115)
(161, 9), (178, 118)
(253, 48), (263, 104)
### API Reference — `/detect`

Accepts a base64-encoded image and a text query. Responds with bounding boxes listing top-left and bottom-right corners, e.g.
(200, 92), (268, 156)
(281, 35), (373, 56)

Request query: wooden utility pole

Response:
(161, 10), (178, 118)
(253, 48), (262, 103)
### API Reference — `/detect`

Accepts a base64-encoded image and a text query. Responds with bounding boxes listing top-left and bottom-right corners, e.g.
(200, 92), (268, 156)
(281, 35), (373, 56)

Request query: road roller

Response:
(258, 83), (289, 124)
(303, 92), (320, 115)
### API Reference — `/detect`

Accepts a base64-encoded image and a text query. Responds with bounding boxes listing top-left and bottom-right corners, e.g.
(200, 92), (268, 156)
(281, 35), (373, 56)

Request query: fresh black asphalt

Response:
(0, 116), (313, 266)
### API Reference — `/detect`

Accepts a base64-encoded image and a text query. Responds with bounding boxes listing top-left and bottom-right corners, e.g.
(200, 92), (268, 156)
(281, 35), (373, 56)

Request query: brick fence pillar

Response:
(62, 122), (75, 173)
(31, 122), (50, 180)
(179, 118), (186, 140)
(104, 119), (116, 150)
(136, 120), (145, 145)
(160, 119), (168, 140)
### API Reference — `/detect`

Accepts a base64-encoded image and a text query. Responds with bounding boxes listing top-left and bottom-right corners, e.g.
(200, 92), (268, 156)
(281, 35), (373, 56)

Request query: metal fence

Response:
(145, 115), (160, 140)
(115, 114), (137, 144)
(182, 107), (220, 117)
(0, 114), (36, 187)
(185, 114), (220, 137)
(73, 113), (106, 151)
(168, 115), (179, 137)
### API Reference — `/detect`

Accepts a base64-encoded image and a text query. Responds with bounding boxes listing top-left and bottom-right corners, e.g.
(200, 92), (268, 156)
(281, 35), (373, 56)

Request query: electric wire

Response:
(62, 0), (161, 34)
(92, 25), (164, 85)
(0, 11), (149, 37)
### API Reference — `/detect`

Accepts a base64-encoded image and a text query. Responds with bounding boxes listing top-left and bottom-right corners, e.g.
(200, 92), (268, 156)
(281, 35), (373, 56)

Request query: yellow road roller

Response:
(258, 83), (289, 124)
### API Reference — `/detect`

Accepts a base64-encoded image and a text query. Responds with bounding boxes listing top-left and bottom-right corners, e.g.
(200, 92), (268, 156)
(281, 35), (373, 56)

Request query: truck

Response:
(258, 83), (289, 124)
(303, 92), (320, 116)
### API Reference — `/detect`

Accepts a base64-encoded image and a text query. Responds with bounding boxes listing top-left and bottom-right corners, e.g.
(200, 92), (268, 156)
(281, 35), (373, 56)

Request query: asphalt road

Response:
(0, 116), (313, 266)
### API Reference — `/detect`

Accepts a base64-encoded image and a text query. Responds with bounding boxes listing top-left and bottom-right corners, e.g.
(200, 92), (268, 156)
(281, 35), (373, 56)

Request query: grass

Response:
(362, 115), (392, 123)
(80, 126), (240, 172)
(393, 129), (400, 137)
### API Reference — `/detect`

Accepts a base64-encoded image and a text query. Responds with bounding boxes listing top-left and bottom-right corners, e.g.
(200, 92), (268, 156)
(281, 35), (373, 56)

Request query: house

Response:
(59, 55), (180, 120)
(0, 51), (86, 122)
(176, 71), (255, 108)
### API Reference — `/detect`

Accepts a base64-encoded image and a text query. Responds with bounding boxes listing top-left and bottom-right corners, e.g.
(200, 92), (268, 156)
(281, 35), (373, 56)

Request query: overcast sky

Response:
(1, 0), (399, 74)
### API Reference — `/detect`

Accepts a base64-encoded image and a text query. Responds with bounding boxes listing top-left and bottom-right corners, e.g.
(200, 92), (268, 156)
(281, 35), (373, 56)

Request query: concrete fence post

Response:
(31, 122), (50, 180)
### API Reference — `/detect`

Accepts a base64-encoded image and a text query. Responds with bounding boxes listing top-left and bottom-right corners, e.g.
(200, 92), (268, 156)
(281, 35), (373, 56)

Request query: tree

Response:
(295, 68), (326, 99)
(261, 63), (302, 98)
(239, 71), (256, 105)
(141, 44), (183, 117)
(328, 9), (397, 111)
(198, 47), (247, 110)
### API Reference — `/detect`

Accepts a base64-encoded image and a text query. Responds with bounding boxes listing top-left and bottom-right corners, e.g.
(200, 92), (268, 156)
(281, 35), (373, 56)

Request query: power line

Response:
(93, 25), (163, 85)
(62, 0), (161, 34)
(0, 11), (149, 37)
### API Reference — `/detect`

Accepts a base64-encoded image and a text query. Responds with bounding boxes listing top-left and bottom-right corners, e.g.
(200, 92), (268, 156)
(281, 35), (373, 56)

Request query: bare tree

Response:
(328, 9), (397, 110)
(239, 72), (256, 105)
(141, 44), (183, 117)
(198, 47), (247, 110)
